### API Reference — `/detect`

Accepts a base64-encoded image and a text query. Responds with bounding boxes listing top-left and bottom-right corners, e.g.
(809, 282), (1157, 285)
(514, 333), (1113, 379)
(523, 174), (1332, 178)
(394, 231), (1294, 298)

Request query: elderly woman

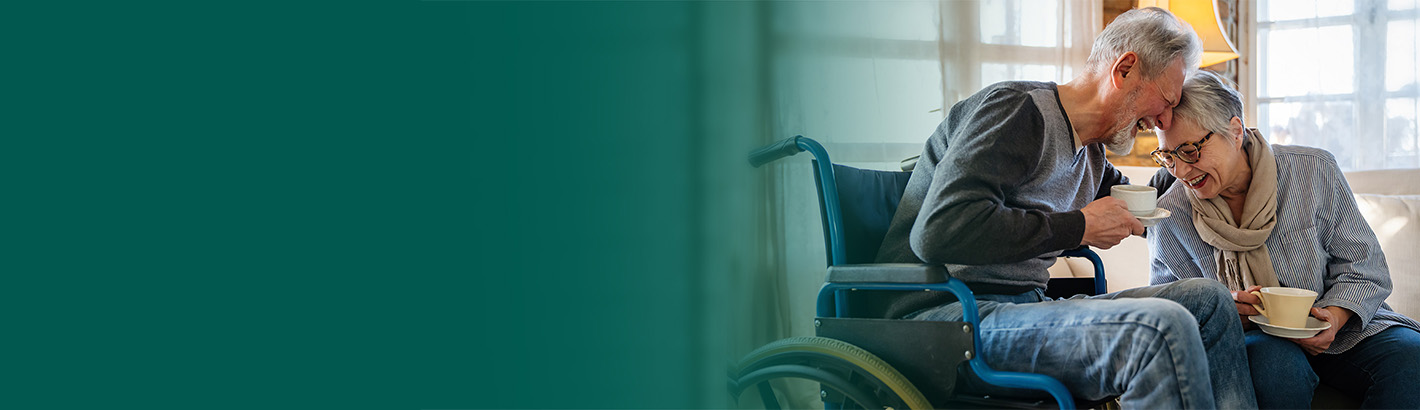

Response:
(1146, 70), (1420, 408)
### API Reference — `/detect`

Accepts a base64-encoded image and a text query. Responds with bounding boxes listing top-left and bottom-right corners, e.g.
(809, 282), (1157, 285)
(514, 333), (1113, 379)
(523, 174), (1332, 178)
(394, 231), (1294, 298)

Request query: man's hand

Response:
(1295, 306), (1353, 355)
(1080, 197), (1145, 249)
(1231, 285), (1263, 330)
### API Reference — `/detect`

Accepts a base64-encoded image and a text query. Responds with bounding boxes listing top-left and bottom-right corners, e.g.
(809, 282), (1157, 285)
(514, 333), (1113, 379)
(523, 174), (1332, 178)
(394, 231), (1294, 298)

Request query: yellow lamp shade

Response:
(1139, 0), (1240, 68)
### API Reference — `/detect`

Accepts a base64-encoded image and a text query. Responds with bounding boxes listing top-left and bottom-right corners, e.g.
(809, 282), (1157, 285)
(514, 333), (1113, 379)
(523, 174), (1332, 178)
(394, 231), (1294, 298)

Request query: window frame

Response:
(1243, 0), (1420, 170)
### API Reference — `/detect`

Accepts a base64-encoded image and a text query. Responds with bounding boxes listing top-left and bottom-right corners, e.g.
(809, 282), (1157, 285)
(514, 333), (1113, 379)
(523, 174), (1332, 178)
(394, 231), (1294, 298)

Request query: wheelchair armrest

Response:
(1058, 245), (1096, 259)
(1057, 246), (1107, 295)
(826, 264), (947, 284)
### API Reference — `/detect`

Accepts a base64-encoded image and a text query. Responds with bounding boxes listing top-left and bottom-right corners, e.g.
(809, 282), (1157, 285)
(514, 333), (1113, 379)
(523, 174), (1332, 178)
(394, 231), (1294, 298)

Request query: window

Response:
(1253, 0), (1420, 170)
(961, 0), (1095, 91)
(943, 0), (1097, 105)
(768, 0), (1097, 166)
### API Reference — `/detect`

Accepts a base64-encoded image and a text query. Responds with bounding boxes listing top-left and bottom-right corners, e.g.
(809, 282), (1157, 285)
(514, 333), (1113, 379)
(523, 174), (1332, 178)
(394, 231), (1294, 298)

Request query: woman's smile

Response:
(1184, 173), (1208, 190)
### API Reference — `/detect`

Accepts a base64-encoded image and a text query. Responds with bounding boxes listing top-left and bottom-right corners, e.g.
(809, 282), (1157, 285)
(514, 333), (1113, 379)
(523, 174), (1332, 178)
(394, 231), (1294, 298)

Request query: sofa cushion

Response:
(1047, 256), (1096, 278)
(1346, 168), (1420, 195)
(1353, 193), (1420, 319)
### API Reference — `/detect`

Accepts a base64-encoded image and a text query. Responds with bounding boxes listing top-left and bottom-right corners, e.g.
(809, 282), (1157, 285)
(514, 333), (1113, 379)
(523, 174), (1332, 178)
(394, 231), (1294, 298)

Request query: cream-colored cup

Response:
(1250, 287), (1318, 328)
(1110, 184), (1158, 216)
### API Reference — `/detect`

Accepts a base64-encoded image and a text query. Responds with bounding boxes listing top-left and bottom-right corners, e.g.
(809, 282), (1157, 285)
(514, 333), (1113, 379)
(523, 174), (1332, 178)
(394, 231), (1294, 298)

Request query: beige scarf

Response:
(1186, 128), (1281, 291)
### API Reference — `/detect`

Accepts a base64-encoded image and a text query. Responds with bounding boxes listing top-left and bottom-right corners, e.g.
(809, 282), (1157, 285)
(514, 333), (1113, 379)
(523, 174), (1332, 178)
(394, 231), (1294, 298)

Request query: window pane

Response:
(872, 58), (949, 144)
(773, 55), (945, 145)
(872, 1), (941, 41)
(1260, 101), (1357, 169)
(1022, 65), (1058, 83)
(1018, 0), (1059, 47)
(773, 56), (875, 143)
(981, 63), (1010, 87)
(771, 1), (850, 37)
(1390, 20), (1420, 92)
(980, 0), (1007, 43)
(1260, 0), (1353, 22)
(772, 1), (939, 41)
(1392, 0), (1419, 10)
(1386, 98), (1420, 168)
(1261, 26), (1354, 97)
(980, 63), (1056, 89)
(980, 0), (1058, 47)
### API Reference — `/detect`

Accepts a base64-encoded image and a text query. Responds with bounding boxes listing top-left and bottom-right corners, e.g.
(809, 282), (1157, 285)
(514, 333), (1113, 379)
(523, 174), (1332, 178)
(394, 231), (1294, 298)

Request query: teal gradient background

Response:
(6, 1), (764, 408)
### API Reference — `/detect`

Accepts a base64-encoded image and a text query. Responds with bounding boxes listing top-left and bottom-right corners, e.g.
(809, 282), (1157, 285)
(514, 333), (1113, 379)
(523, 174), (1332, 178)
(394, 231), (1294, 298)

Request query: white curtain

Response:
(1249, 0), (1420, 171)
(751, 1), (1101, 407)
(941, 0), (1100, 105)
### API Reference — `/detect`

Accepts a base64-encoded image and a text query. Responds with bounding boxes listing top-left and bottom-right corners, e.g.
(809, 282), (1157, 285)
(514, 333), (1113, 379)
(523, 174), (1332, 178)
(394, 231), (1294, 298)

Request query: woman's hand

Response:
(1294, 306), (1353, 355)
(1231, 285), (1263, 330)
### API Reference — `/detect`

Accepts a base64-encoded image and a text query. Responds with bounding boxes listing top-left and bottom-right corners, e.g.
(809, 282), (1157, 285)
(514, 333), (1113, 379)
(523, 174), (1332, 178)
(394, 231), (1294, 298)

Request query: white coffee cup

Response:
(1110, 184), (1158, 217)
(1250, 287), (1318, 328)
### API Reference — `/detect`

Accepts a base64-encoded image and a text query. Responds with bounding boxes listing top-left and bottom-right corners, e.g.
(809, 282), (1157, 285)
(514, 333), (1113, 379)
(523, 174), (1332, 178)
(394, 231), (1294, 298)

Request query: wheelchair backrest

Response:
(810, 161), (912, 266)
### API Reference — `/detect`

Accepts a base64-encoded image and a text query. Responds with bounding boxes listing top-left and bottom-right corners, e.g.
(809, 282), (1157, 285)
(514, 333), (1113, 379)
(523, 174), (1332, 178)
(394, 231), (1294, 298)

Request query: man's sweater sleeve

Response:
(1097, 161), (1128, 200)
(908, 91), (1086, 265)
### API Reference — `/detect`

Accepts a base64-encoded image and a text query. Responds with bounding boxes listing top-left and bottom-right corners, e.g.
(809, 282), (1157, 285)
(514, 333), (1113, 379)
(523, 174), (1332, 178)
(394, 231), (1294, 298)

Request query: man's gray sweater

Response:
(876, 81), (1126, 295)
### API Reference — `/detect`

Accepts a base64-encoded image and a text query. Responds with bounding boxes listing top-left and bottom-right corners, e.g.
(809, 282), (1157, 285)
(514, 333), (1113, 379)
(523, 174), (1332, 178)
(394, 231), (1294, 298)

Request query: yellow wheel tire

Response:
(735, 336), (933, 410)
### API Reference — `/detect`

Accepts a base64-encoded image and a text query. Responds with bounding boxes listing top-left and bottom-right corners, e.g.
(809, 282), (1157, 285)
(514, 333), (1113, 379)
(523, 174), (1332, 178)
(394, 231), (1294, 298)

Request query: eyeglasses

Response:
(1150, 131), (1212, 168)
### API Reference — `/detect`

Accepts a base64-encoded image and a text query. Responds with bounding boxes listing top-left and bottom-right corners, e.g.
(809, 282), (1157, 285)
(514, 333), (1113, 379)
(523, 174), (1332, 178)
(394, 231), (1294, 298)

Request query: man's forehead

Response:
(1156, 61), (1187, 104)
(1162, 60), (1188, 87)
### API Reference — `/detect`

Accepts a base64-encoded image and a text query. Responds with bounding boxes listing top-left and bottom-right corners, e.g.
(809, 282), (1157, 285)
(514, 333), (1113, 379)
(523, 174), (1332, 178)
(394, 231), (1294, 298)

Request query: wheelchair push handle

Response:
(748, 136), (806, 167)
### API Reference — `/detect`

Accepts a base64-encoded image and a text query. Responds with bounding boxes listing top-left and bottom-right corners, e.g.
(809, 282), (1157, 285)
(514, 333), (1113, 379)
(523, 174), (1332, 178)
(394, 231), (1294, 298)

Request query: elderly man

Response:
(875, 7), (1256, 409)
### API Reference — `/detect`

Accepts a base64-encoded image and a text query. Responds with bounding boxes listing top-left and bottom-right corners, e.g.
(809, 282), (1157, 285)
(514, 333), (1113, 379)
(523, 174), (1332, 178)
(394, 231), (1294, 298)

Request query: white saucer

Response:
(1134, 208), (1171, 227)
(1248, 315), (1331, 339)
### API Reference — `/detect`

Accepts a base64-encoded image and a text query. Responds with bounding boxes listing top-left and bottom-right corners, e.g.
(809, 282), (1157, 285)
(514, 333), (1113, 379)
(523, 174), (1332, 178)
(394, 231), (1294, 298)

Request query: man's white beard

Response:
(1105, 88), (1143, 155)
(1106, 125), (1135, 155)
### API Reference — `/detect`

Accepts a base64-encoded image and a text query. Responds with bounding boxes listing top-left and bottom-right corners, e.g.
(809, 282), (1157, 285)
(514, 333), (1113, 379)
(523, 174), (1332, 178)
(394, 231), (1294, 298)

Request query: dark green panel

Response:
(6, 1), (766, 409)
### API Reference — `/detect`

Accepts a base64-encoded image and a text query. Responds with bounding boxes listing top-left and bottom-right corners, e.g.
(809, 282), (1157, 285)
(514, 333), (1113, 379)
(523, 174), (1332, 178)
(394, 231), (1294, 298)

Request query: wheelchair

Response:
(729, 136), (1113, 410)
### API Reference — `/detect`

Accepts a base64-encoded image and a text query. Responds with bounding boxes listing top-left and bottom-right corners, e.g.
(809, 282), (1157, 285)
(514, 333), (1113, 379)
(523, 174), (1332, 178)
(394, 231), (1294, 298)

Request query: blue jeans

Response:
(909, 277), (1256, 409)
(1246, 326), (1420, 409)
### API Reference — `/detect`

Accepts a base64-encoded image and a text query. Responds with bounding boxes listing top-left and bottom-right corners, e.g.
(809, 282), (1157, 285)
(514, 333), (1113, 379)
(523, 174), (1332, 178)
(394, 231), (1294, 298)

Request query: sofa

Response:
(1345, 168), (1420, 320)
(1048, 165), (1420, 407)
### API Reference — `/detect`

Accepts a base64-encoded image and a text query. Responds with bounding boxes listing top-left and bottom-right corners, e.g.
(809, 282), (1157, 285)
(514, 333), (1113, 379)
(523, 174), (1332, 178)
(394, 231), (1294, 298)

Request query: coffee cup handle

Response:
(1249, 290), (1268, 318)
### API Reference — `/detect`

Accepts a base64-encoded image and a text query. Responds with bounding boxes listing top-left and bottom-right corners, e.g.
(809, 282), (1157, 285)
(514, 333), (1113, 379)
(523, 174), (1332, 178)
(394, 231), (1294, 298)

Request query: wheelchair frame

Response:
(734, 135), (1112, 410)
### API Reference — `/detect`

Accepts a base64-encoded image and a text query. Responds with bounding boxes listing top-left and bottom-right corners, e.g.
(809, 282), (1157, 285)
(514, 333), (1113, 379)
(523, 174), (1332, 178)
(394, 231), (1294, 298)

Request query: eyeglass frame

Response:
(1150, 131), (1213, 168)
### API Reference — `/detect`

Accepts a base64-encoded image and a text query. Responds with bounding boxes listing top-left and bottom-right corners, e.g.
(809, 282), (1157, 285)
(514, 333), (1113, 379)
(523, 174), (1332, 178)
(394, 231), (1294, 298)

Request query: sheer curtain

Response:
(1249, 0), (1420, 170)
(751, 2), (1100, 406)
(942, 0), (1100, 106)
(766, 0), (1100, 169)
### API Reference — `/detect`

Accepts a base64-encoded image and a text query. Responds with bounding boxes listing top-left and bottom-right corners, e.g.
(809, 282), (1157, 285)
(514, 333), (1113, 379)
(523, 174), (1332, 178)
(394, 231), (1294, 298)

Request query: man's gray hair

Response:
(1174, 70), (1245, 137)
(1086, 7), (1202, 78)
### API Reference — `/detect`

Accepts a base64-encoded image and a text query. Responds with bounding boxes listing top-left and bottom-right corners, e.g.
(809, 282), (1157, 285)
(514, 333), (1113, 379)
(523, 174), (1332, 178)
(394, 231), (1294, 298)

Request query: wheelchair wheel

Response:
(730, 336), (932, 410)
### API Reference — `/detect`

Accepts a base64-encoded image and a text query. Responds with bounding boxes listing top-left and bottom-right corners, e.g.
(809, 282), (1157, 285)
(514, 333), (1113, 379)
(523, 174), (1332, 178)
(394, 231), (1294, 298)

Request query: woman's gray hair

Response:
(1086, 7), (1202, 78)
(1174, 70), (1247, 147)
